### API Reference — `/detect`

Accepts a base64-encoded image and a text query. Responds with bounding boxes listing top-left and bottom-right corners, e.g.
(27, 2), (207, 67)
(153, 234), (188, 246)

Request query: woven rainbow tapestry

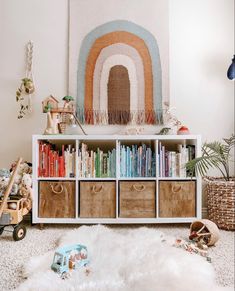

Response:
(69, 0), (169, 125)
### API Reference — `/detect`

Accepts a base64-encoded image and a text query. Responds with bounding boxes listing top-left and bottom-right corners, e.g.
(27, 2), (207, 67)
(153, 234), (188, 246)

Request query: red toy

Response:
(177, 126), (190, 135)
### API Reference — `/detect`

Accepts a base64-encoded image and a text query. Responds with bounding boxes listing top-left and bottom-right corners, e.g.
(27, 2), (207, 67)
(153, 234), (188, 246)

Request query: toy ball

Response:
(177, 126), (190, 135)
(8, 202), (17, 210)
(189, 219), (220, 246)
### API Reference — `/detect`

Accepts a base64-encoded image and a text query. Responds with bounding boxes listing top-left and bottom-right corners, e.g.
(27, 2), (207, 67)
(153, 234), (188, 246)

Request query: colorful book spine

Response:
(38, 141), (75, 178)
(158, 143), (195, 178)
(78, 143), (116, 178)
(120, 143), (155, 178)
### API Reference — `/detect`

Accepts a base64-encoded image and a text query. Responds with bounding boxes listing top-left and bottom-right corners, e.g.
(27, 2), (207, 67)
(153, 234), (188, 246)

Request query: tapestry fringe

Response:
(76, 109), (163, 125)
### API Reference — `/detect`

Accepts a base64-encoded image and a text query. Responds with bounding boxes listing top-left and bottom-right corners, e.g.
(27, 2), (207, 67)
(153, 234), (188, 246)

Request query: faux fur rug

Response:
(18, 225), (232, 291)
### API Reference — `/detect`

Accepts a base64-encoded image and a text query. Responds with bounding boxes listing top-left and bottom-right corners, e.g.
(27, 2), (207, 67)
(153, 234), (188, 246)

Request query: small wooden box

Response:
(159, 181), (196, 218)
(80, 181), (116, 218)
(39, 181), (75, 218)
(119, 181), (156, 218)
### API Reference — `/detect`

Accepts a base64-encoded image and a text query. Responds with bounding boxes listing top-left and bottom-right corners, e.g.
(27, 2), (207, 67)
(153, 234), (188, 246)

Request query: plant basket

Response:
(204, 177), (235, 231)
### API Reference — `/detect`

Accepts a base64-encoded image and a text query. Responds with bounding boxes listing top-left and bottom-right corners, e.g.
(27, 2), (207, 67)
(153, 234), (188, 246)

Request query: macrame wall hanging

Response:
(16, 41), (35, 119)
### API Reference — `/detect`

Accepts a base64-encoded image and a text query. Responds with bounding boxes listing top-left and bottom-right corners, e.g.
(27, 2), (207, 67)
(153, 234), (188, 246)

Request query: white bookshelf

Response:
(32, 134), (202, 224)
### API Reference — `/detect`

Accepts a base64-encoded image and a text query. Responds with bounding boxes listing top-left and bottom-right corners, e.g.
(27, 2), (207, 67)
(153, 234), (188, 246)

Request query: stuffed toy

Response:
(0, 168), (18, 197)
(10, 161), (32, 185)
(19, 173), (33, 211)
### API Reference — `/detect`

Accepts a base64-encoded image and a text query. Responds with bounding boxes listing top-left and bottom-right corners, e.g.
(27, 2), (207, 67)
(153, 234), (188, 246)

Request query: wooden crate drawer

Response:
(39, 181), (75, 218)
(80, 182), (116, 218)
(159, 181), (196, 217)
(119, 181), (156, 218)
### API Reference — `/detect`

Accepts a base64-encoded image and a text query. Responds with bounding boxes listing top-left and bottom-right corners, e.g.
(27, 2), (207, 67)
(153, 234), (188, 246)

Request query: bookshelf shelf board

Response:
(158, 177), (197, 180)
(33, 134), (202, 224)
(31, 217), (198, 224)
(78, 177), (116, 181)
(119, 177), (156, 180)
(37, 177), (76, 181)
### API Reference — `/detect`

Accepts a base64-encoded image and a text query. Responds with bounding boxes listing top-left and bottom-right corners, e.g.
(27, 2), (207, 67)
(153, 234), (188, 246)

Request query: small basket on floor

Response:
(190, 219), (220, 246)
(205, 177), (235, 231)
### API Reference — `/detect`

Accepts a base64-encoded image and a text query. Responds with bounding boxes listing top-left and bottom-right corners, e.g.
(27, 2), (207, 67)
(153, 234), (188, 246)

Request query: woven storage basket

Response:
(205, 177), (235, 231)
(190, 219), (220, 246)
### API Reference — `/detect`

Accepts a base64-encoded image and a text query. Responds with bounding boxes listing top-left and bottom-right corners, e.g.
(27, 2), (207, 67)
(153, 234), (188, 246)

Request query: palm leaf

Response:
(186, 134), (235, 180)
(186, 154), (222, 177)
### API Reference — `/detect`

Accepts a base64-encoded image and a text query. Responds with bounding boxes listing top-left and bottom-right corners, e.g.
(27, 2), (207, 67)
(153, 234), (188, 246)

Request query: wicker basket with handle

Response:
(205, 177), (235, 231)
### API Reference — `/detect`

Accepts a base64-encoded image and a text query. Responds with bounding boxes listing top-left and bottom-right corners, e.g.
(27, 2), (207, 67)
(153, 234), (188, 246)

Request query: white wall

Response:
(0, 0), (234, 169)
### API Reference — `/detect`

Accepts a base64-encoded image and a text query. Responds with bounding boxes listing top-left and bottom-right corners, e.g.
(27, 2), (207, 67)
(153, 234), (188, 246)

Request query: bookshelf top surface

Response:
(33, 134), (201, 141)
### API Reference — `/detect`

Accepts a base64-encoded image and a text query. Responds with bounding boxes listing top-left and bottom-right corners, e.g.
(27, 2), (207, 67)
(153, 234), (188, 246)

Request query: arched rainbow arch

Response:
(77, 20), (163, 124)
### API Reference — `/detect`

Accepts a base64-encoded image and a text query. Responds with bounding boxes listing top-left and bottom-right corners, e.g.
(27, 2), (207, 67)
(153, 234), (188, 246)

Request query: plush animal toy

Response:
(0, 168), (18, 197)
(19, 173), (33, 211)
(10, 161), (32, 185)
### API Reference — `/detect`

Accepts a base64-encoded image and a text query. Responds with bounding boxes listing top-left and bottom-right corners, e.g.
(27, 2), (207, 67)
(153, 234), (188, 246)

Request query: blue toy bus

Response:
(51, 244), (89, 277)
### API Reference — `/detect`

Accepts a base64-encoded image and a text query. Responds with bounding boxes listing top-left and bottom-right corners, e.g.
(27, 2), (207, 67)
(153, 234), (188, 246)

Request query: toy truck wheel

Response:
(13, 224), (26, 241)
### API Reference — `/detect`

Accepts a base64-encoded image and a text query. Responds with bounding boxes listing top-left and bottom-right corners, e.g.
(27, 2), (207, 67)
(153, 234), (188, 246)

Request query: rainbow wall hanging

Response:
(69, 0), (169, 125)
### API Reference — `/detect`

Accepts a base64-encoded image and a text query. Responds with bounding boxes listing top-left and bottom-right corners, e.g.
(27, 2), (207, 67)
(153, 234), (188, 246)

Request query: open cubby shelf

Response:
(32, 134), (202, 224)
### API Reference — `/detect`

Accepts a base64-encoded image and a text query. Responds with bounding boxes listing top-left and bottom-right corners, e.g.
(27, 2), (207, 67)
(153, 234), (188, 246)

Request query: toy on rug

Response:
(189, 219), (220, 247)
(51, 244), (89, 279)
(0, 158), (33, 241)
(173, 238), (212, 263)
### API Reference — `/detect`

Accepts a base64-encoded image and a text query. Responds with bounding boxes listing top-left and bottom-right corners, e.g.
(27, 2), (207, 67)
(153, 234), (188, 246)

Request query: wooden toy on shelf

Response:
(42, 95), (86, 135)
(0, 158), (32, 241)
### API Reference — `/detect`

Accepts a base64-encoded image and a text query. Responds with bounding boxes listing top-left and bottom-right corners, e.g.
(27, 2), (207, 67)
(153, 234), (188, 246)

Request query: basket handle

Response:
(171, 185), (182, 193)
(132, 184), (146, 192)
(50, 183), (64, 194)
(91, 185), (103, 193)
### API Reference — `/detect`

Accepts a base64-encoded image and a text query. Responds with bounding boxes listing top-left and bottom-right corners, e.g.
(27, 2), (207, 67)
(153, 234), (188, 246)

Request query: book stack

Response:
(158, 143), (195, 177)
(78, 143), (116, 178)
(38, 142), (76, 178)
(119, 143), (156, 177)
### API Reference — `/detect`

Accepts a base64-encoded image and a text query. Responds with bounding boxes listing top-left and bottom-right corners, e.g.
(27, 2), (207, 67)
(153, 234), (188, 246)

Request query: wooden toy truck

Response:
(51, 244), (89, 278)
(0, 158), (31, 241)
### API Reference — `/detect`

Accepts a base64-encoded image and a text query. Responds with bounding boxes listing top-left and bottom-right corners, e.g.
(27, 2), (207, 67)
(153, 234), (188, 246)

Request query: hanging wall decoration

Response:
(16, 41), (35, 119)
(69, 0), (169, 125)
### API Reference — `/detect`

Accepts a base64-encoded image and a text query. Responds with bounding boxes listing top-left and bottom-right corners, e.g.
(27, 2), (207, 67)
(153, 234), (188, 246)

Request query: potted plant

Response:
(186, 134), (235, 230)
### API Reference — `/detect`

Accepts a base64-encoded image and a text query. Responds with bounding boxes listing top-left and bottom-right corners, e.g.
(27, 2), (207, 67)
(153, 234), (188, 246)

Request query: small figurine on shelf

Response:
(62, 95), (74, 110)
(162, 102), (181, 134)
(42, 95), (87, 135)
(42, 95), (59, 113)
(177, 126), (190, 135)
(156, 127), (172, 135)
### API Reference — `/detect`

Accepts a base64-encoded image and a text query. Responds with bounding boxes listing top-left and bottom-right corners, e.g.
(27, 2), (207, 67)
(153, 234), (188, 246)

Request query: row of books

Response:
(78, 143), (116, 178)
(158, 143), (195, 177)
(38, 142), (76, 178)
(38, 142), (195, 178)
(119, 143), (156, 177)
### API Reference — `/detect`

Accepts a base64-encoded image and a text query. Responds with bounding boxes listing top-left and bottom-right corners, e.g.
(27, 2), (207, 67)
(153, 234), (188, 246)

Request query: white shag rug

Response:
(17, 225), (232, 291)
